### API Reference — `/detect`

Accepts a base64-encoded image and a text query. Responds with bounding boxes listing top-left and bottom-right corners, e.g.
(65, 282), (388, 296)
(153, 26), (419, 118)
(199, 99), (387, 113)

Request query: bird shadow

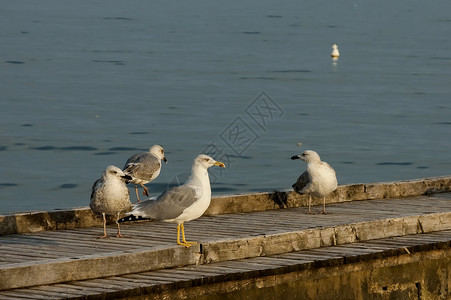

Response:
(269, 191), (289, 209)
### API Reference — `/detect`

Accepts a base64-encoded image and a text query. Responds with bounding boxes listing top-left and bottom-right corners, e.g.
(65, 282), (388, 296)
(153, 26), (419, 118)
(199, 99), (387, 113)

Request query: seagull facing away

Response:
(123, 145), (167, 202)
(119, 154), (225, 247)
(90, 165), (132, 238)
(331, 44), (340, 58)
(291, 150), (338, 214)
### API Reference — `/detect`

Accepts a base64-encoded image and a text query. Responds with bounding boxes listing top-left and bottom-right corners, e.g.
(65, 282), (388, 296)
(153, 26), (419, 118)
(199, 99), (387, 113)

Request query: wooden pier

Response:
(0, 177), (450, 299)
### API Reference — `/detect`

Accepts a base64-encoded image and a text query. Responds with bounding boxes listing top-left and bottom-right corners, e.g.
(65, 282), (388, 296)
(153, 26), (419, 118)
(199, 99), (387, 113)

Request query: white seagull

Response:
(90, 165), (132, 238)
(291, 150), (338, 214)
(123, 145), (167, 202)
(331, 44), (340, 58)
(119, 154), (225, 247)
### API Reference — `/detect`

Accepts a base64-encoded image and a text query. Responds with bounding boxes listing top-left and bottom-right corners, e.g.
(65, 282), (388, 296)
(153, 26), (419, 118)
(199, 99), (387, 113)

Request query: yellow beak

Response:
(213, 161), (225, 168)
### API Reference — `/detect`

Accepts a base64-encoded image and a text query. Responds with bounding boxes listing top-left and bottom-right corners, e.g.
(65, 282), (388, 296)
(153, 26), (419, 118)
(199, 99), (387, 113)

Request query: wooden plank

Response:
(30, 285), (86, 297)
(0, 243), (96, 256)
(38, 230), (159, 248)
(0, 291), (40, 300)
(329, 245), (383, 256)
(181, 266), (241, 277)
(398, 234), (451, 243)
(70, 280), (124, 292)
(53, 283), (110, 296)
(121, 273), (173, 284)
(178, 264), (234, 276)
(102, 276), (162, 288)
(27, 286), (82, 298)
(86, 278), (144, 290)
(0, 289), (61, 300)
(289, 252), (340, 262)
(245, 256), (309, 267)
(146, 270), (204, 282)
(272, 252), (317, 262)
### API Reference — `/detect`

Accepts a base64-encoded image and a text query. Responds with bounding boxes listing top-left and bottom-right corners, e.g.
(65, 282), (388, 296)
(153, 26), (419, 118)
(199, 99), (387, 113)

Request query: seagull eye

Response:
(203, 158), (209, 162)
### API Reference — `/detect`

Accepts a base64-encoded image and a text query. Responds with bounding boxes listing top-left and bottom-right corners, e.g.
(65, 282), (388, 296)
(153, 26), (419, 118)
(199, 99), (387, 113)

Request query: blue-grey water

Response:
(1, 0), (450, 214)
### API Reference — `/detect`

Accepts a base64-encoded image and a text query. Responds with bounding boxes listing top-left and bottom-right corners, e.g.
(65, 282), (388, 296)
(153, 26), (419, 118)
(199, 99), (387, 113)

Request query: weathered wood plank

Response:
(121, 273), (174, 284)
(0, 291), (41, 300)
(0, 289), (62, 300)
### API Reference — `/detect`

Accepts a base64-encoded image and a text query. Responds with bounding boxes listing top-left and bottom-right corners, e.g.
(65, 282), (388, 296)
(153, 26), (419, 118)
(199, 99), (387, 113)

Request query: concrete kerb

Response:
(0, 176), (450, 236)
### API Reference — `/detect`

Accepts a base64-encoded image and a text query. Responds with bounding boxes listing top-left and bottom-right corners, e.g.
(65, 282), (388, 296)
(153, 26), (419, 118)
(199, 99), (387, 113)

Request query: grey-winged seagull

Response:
(123, 145), (167, 202)
(119, 154), (225, 247)
(90, 165), (132, 238)
(291, 150), (338, 214)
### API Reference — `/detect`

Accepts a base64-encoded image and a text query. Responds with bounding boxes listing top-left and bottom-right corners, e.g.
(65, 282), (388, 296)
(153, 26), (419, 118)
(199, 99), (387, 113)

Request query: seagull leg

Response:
(181, 223), (198, 246)
(140, 183), (149, 197)
(134, 185), (141, 202)
(176, 223), (189, 247)
(97, 213), (108, 239)
(320, 197), (328, 214)
(176, 223), (181, 245)
(116, 212), (125, 238)
(307, 195), (313, 214)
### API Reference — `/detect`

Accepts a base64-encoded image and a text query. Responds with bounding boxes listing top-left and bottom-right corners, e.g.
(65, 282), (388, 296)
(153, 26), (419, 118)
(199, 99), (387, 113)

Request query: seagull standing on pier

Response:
(291, 150), (338, 214)
(119, 154), (225, 247)
(123, 145), (167, 202)
(90, 165), (132, 238)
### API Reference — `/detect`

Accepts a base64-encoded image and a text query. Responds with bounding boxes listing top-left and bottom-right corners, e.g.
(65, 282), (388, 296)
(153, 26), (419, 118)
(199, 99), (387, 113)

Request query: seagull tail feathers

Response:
(117, 214), (150, 223)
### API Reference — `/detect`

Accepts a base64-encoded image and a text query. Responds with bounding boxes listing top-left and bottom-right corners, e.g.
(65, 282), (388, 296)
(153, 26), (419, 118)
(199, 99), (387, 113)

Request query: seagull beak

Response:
(121, 174), (133, 183)
(291, 155), (301, 160)
(214, 161), (225, 168)
(163, 157), (167, 164)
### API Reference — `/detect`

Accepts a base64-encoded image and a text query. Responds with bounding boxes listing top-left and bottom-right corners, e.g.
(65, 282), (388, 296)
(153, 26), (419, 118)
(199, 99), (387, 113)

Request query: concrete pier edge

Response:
(1, 176), (450, 236)
(1, 209), (450, 290)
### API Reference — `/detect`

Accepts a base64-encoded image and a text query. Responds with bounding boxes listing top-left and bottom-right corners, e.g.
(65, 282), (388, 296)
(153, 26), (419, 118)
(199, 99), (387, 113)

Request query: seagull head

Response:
(195, 154), (226, 169)
(104, 165), (132, 182)
(150, 145), (167, 164)
(291, 150), (321, 163)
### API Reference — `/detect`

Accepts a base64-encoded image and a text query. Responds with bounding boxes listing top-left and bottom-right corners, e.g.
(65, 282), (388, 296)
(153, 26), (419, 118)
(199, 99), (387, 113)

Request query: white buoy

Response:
(331, 44), (340, 57)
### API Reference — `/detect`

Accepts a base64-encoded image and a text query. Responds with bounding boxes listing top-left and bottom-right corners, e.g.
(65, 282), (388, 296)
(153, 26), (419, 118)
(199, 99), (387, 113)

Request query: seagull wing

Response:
(123, 153), (161, 181)
(90, 178), (103, 201)
(131, 183), (201, 220)
(292, 171), (310, 194)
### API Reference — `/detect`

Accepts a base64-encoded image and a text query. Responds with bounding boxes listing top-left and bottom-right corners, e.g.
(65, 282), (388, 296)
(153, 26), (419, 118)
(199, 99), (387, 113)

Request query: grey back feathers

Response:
(132, 184), (200, 221)
(123, 153), (161, 182)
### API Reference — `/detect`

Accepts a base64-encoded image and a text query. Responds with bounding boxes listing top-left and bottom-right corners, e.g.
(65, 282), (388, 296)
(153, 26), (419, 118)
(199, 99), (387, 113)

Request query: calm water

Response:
(1, 0), (450, 214)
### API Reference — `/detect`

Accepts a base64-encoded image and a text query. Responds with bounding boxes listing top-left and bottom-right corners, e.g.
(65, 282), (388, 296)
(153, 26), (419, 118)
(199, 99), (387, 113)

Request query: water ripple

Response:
(376, 162), (413, 166)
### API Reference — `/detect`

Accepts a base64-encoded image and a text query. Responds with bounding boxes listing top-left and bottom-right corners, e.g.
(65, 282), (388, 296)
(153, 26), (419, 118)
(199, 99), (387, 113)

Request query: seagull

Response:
(291, 150), (338, 214)
(123, 145), (167, 202)
(331, 44), (340, 58)
(119, 154), (225, 247)
(90, 165), (132, 238)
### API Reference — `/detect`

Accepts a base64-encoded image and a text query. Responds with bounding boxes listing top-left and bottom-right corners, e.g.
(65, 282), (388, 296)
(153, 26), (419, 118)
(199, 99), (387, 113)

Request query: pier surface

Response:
(0, 177), (450, 299)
